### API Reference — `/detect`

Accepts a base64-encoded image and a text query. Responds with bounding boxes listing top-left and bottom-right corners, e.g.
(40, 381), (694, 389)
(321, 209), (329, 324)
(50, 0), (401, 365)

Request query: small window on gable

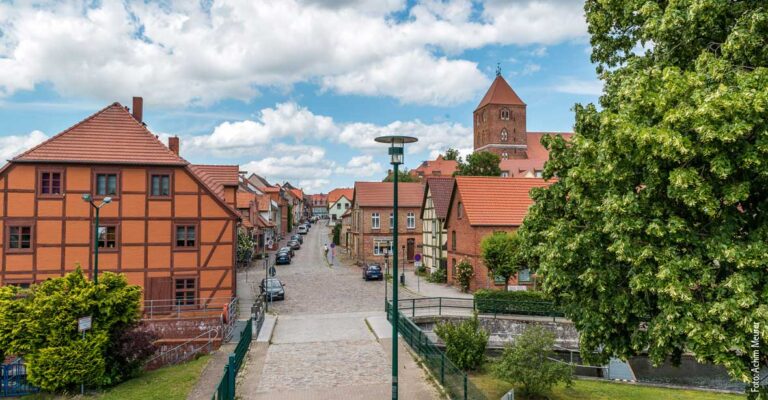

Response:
(500, 129), (508, 142)
(501, 171), (509, 178)
(150, 173), (171, 197)
(451, 231), (457, 250)
(39, 169), (63, 196)
(457, 202), (463, 219)
(500, 109), (510, 120)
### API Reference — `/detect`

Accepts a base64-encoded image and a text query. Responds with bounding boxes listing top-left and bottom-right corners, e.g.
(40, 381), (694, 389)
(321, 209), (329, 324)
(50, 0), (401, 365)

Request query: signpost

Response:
(414, 254), (422, 293)
(78, 316), (92, 395)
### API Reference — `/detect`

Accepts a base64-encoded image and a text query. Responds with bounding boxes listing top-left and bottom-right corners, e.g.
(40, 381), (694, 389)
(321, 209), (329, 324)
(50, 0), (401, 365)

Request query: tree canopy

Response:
(443, 148), (460, 161)
(519, 1), (768, 385)
(480, 231), (523, 291)
(454, 151), (501, 176)
(382, 168), (418, 182)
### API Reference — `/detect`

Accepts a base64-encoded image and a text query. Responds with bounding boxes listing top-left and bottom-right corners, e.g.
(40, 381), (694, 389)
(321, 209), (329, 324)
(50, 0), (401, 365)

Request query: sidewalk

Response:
(399, 267), (472, 299)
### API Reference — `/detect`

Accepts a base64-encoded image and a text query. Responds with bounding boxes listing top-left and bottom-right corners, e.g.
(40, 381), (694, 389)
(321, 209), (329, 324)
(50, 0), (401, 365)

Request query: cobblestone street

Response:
(237, 221), (438, 400)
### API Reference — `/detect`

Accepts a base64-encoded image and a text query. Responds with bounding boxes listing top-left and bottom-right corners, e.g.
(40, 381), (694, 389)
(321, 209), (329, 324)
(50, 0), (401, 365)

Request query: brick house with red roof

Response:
(444, 176), (551, 292)
(420, 177), (454, 273)
(0, 98), (239, 309)
(349, 182), (424, 265)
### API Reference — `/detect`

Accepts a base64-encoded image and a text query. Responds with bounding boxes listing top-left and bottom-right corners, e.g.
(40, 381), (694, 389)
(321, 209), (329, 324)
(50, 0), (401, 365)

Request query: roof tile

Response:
(475, 75), (525, 110)
(424, 177), (454, 219)
(353, 182), (424, 207)
(189, 165), (239, 201)
(453, 176), (551, 226)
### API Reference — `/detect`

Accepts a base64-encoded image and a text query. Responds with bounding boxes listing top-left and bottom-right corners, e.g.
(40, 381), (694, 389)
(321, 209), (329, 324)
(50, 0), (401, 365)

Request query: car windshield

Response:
(265, 280), (282, 289)
(368, 265), (381, 271)
(280, 247), (290, 252)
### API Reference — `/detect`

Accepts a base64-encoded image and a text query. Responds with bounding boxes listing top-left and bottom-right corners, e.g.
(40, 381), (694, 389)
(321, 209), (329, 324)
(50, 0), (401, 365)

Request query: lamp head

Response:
(375, 135), (418, 165)
(103, 197), (112, 204)
(82, 193), (92, 202)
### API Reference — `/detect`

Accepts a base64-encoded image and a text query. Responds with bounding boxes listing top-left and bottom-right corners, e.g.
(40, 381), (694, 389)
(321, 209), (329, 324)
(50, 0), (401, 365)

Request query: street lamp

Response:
(375, 134), (417, 400)
(82, 194), (112, 284)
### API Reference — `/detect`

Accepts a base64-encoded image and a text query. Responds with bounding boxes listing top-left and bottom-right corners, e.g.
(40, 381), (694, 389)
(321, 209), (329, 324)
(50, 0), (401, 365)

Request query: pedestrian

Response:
(323, 243), (329, 258)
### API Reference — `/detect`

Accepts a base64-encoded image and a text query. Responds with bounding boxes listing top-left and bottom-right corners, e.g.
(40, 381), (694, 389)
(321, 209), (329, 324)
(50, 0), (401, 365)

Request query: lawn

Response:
(470, 371), (745, 400)
(25, 355), (210, 400)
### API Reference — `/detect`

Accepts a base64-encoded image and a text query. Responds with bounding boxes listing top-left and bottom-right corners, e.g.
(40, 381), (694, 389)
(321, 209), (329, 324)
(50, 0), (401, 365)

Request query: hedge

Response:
(474, 289), (563, 317)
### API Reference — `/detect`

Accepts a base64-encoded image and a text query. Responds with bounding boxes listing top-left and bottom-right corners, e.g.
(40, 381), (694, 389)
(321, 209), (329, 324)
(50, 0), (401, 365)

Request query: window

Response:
(345, 203), (350, 209)
(390, 213), (394, 229)
(371, 213), (380, 229)
(39, 170), (62, 196)
(175, 225), (197, 248)
(97, 225), (117, 249)
(494, 275), (507, 285)
(407, 212), (415, 229)
(337, 203), (341, 209)
(452, 258), (457, 277)
(451, 230), (456, 250)
(534, 170), (543, 178)
(500, 109), (510, 120)
(518, 268), (532, 282)
(431, 220), (437, 235)
(95, 173), (118, 196)
(150, 174), (171, 197)
(501, 152), (509, 160)
(500, 129), (508, 142)
(7, 226), (32, 251)
(174, 278), (196, 306)
(501, 172), (509, 177)
(373, 239), (392, 256)
(458, 202), (463, 219)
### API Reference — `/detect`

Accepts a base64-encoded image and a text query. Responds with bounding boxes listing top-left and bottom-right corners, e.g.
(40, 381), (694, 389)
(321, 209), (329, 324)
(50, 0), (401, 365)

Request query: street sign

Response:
(330, 243), (335, 248)
(414, 253), (421, 262)
(78, 316), (92, 332)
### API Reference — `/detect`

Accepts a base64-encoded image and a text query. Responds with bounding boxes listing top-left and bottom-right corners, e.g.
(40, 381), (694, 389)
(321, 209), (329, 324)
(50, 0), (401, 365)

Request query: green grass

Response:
(25, 355), (210, 400)
(469, 371), (745, 400)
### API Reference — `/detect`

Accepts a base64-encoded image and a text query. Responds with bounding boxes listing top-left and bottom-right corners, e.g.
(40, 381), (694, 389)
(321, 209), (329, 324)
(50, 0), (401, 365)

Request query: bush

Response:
(493, 325), (573, 398)
(427, 268), (447, 283)
(106, 326), (158, 383)
(434, 313), (488, 371)
(332, 223), (341, 245)
(0, 267), (144, 392)
(474, 289), (562, 316)
(455, 259), (474, 293)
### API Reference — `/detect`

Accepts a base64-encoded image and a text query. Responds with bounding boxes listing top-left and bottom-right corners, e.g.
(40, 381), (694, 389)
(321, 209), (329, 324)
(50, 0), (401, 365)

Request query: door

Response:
(407, 238), (415, 261)
(148, 277), (174, 314)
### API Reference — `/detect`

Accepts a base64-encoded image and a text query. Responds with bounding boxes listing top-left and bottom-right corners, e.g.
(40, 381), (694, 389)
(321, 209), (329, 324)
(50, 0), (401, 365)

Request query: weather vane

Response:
(496, 62), (502, 77)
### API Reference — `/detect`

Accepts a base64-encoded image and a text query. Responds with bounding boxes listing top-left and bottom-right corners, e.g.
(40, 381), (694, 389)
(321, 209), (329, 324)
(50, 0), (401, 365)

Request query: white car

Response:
(297, 225), (308, 234)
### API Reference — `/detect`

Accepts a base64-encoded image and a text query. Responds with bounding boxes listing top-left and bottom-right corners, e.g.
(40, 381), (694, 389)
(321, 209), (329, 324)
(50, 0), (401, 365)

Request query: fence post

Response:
(412, 298), (416, 318)
(440, 353), (445, 384)
(439, 297), (442, 316)
(463, 373), (468, 400)
(228, 354), (236, 400)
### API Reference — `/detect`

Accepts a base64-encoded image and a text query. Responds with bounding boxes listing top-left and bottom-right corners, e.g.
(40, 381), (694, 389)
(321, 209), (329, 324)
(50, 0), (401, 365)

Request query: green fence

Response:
(212, 318), (253, 400)
(386, 303), (487, 400)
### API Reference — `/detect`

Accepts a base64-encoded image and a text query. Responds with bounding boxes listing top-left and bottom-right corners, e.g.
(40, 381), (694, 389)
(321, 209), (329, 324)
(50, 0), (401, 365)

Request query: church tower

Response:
(473, 71), (527, 160)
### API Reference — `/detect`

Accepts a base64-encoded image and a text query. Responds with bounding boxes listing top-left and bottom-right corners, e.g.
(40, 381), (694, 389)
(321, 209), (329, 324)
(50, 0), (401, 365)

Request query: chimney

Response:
(132, 97), (143, 123)
(168, 136), (180, 155)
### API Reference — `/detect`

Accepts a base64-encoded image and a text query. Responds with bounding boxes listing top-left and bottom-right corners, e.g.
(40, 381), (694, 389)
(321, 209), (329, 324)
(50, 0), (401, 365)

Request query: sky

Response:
(0, 0), (601, 193)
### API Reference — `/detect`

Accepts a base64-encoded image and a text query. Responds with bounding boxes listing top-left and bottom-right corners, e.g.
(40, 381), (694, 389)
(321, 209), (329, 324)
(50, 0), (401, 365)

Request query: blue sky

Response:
(0, 0), (600, 192)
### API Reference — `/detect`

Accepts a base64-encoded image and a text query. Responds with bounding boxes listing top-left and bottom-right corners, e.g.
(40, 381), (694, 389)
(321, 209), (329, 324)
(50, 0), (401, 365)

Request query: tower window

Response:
(500, 129), (508, 142)
(501, 152), (509, 160)
(500, 109), (510, 120)
(482, 111), (486, 122)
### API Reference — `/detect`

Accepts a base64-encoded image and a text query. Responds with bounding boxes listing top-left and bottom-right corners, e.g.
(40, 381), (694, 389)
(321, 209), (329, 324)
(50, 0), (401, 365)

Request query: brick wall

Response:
(473, 103), (527, 159)
(350, 206), (423, 265)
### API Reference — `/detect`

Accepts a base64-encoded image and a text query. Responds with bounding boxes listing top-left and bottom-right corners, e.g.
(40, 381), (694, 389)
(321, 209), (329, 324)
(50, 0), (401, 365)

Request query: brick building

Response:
(444, 176), (550, 292)
(349, 182), (424, 265)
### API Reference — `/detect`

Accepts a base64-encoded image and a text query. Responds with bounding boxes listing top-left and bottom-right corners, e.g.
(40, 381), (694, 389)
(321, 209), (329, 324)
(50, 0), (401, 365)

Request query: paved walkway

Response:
(400, 267), (472, 299)
(237, 221), (439, 399)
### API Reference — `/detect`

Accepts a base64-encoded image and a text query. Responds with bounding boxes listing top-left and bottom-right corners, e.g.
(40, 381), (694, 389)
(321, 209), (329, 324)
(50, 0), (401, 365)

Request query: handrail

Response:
(147, 327), (221, 367)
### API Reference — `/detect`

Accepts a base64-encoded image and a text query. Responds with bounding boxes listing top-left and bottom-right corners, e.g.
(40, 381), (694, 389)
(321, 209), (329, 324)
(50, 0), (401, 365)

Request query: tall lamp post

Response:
(82, 194), (112, 284)
(375, 135), (417, 400)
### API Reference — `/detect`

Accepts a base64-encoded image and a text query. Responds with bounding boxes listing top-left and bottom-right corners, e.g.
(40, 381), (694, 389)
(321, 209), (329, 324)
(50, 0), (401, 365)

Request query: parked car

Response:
(279, 246), (295, 257)
(275, 252), (291, 265)
(297, 225), (308, 235)
(291, 234), (303, 244)
(288, 240), (301, 250)
(363, 264), (383, 281)
(260, 278), (285, 300)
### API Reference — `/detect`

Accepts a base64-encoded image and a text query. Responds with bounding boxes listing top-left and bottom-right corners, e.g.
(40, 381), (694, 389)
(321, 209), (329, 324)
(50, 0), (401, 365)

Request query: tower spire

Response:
(496, 62), (501, 77)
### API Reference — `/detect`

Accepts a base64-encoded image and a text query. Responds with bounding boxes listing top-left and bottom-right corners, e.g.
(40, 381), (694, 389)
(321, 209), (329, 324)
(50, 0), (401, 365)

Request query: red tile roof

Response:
(475, 75), (525, 110)
(353, 182), (424, 208)
(328, 188), (354, 204)
(289, 188), (304, 200)
(422, 177), (454, 219)
(13, 103), (187, 165)
(450, 176), (551, 226)
(263, 186), (280, 193)
(236, 190), (256, 209)
(189, 165), (239, 201)
(526, 132), (572, 160)
(499, 159), (546, 177)
(256, 195), (271, 211)
(411, 155), (458, 178)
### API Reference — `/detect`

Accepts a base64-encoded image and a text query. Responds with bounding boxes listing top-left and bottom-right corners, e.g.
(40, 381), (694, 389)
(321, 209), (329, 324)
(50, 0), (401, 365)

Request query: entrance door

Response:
(407, 238), (415, 261)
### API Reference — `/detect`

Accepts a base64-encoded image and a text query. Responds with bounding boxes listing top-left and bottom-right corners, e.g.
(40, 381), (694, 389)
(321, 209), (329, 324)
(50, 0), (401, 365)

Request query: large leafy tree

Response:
(443, 148), (461, 161)
(519, 1), (768, 387)
(454, 151), (501, 176)
(480, 232), (523, 291)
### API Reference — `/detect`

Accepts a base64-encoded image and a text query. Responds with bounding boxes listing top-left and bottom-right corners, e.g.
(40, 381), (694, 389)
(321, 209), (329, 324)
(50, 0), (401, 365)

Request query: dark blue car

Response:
(276, 252), (291, 265)
(363, 264), (383, 281)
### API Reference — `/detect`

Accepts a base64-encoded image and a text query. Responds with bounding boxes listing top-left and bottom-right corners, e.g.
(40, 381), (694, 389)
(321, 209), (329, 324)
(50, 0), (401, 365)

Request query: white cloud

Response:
(0, 1), (587, 106)
(334, 155), (384, 177)
(522, 63), (541, 75)
(240, 145), (335, 192)
(0, 131), (48, 160)
(338, 119), (471, 154)
(554, 78), (604, 96)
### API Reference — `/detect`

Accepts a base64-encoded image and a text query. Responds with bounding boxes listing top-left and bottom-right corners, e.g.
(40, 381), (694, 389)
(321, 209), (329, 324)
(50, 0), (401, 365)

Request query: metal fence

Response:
(143, 297), (236, 320)
(146, 327), (221, 369)
(393, 296), (564, 319)
(212, 318), (253, 400)
(386, 302), (487, 400)
(1, 360), (38, 398)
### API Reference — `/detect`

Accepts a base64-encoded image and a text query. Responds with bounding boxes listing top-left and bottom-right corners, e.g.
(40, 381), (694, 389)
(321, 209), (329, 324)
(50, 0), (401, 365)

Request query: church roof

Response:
(475, 75), (525, 111)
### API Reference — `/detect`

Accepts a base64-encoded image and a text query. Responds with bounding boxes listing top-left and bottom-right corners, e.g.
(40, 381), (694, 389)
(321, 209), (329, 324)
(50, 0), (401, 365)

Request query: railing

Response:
(222, 297), (239, 342)
(392, 296), (564, 319)
(387, 302), (487, 400)
(146, 327), (221, 368)
(251, 294), (266, 338)
(143, 297), (235, 320)
(212, 318), (253, 400)
(1, 360), (38, 398)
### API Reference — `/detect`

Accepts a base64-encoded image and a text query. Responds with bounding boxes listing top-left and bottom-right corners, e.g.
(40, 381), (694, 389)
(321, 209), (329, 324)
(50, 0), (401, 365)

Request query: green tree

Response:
(518, 1), (768, 386)
(332, 223), (341, 245)
(493, 325), (573, 398)
(0, 268), (146, 392)
(443, 148), (460, 161)
(480, 232), (523, 291)
(454, 151), (501, 176)
(287, 204), (293, 232)
(382, 168), (418, 182)
(237, 228), (255, 266)
(455, 259), (474, 293)
(434, 313), (488, 371)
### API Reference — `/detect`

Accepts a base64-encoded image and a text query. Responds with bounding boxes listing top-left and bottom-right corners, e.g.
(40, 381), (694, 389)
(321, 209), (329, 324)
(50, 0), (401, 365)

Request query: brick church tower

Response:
(473, 71), (528, 160)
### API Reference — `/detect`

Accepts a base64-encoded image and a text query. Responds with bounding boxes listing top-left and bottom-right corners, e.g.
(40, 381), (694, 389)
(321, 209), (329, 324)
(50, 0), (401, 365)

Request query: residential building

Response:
(309, 193), (329, 218)
(349, 182), (424, 265)
(444, 176), (550, 292)
(420, 177), (454, 273)
(0, 99), (239, 305)
(327, 188), (353, 224)
(410, 155), (459, 180)
(256, 195), (279, 248)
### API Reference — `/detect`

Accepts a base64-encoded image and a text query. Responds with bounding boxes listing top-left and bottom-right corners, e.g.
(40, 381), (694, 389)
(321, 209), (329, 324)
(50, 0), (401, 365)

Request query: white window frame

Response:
(371, 212), (380, 229)
(407, 212), (415, 229)
(373, 239), (392, 256)
(390, 212), (394, 229)
(501, 152), (509, 160)
(501, 129), (508, 142)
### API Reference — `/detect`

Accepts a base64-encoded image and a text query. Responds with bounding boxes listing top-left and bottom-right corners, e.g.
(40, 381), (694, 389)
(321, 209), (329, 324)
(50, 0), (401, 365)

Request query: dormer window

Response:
(500, 109), (510, 120)
(500, 129), (508, 142)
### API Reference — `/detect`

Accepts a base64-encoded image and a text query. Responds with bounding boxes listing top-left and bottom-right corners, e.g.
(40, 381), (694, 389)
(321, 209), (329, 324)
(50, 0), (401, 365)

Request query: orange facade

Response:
(0, 161), (238, 303)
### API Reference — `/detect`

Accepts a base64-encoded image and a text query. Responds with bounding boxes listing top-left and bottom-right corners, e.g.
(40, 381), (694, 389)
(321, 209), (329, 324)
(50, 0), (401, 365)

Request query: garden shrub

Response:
(455, 259), (474, 292)
(474, 289), (562, 317)
(0, 267), (145, 392)
(434, 313), (488, 371)
(427, 268), (447, 283)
